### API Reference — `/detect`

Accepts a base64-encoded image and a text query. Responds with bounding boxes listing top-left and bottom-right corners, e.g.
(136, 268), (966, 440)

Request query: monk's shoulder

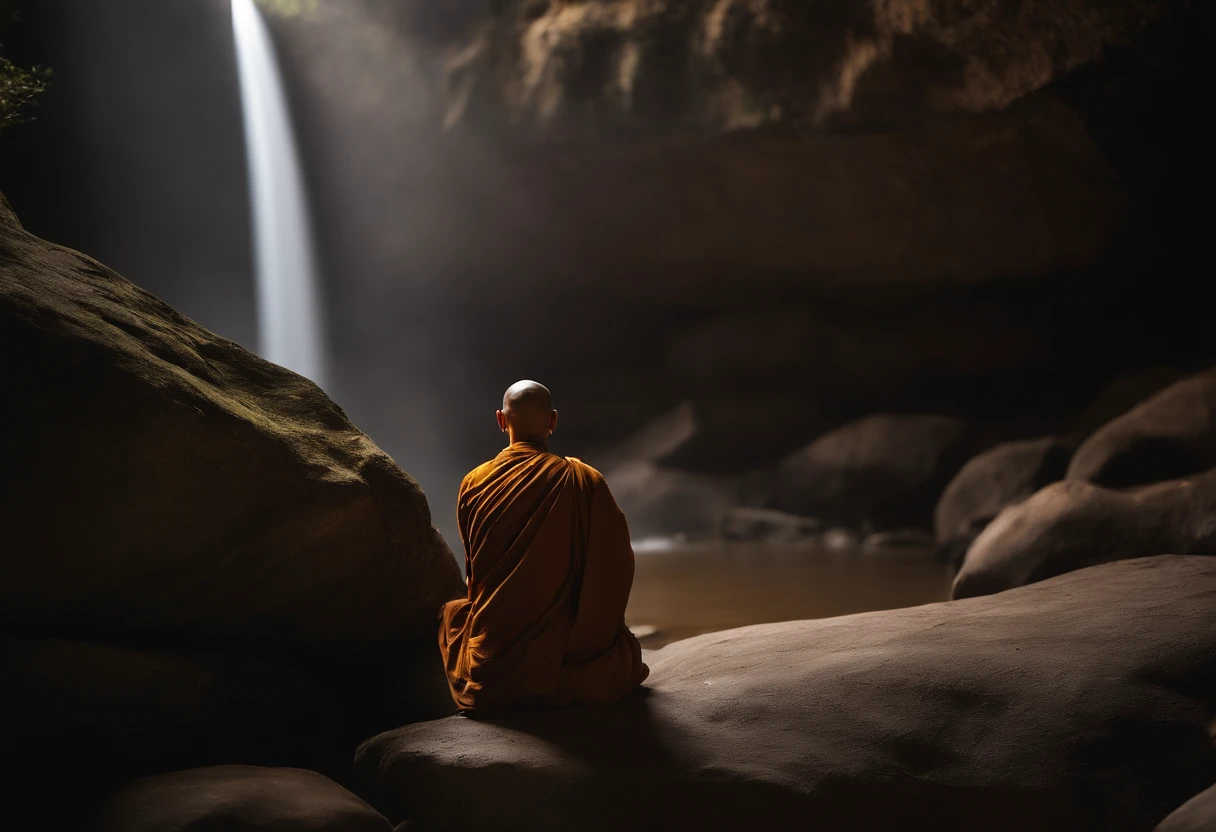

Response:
(562, 456), (611, 491)
(562, 456), (602, 479)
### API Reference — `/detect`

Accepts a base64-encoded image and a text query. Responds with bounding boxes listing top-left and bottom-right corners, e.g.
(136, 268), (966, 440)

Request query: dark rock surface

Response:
(0, 638), (348, 822)
(0, 209), (463, 665)
(1067, 368), (1216, 488)
(433, 0), (1167, 132)
(953, 470), (1216, 599)
(355, 556), (1216, 832)
(94, 766), (393, 832)
(934, 436), (1073, 565)
(761, 413), (982, 532)
(1156, 783), (1216, 832)
(0, 198), (462, 826)
(1067, 366), (1183, 443)
(596, 402), (739, 537)
(604, 460), (738, 538)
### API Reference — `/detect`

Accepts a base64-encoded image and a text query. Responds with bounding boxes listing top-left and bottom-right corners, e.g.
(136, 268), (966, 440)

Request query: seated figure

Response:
(439, 380), (650, 712)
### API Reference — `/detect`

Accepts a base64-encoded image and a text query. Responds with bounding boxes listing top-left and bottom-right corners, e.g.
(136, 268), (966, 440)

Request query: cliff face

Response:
(437, 0), (1167, 132)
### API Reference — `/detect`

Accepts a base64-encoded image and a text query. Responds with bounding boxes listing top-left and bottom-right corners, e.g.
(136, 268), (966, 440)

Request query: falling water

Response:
(231, 0), (327, 387)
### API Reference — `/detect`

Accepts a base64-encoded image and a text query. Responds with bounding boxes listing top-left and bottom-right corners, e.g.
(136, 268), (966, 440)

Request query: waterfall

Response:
(231, 0), (327, 387)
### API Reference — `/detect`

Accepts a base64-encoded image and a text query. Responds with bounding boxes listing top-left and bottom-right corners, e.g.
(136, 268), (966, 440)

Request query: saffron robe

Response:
(439, 442), (649, 711)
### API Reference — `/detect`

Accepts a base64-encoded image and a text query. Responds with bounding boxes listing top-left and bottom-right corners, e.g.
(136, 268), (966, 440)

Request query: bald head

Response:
(497, 380), (558, 445)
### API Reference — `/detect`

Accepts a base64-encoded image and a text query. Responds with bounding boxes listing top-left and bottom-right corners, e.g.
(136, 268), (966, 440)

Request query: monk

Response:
(439, 380), (649, 712)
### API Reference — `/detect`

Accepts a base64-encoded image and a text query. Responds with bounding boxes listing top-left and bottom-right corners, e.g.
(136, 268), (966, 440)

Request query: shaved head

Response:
(498, 380), (557, 444)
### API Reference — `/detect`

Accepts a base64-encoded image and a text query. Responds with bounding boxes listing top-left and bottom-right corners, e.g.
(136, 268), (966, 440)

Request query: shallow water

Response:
(625, 541), (953, 648)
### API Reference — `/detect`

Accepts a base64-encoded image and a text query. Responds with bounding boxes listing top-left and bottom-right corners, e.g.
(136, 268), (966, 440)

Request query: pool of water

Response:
(625, 541), (954, 648)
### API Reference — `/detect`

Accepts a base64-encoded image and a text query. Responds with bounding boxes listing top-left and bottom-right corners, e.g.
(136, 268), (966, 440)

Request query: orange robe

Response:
(439, 441), (649, 711)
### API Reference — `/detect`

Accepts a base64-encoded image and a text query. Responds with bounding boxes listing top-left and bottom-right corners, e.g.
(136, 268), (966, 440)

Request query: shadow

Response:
(464, 686), (688, 769)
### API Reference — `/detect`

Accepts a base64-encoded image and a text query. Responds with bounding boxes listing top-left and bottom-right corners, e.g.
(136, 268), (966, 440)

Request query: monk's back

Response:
(440, 442), (648, 711)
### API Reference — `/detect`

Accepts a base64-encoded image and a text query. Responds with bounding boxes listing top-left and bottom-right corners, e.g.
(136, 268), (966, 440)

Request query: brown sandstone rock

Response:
(0, 211), (463, 663)
(952, 470), (1216, 599)
(762, 413), (981, 532)
(1067, 368), (1216, 488)
(934, 436), (1073, 565)
(434, 0), (1167, 132)
(354, 557), (1216, 831)
(94, 766), (393, 832)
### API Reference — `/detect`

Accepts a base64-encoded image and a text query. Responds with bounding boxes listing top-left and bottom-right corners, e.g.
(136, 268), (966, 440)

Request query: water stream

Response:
(232, 0), (328, 386)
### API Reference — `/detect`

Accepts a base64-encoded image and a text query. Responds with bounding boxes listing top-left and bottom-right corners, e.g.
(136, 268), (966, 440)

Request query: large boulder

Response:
(354, 557), (1216, 831)
(603, 460), (738, 538)
(1156, 784), (1216, 832)
(1067, 368), (1216, 488)
(952, 470), (1216, 600)
(933, 437), (1073, 566)
(0, 206), (463, 665)
(1067, 366), (1183, 443)
(763, 413), (980, 531)
(0, 638), (348, 823)
(94, 766), (393, 832)
(597, 402), (740, 537)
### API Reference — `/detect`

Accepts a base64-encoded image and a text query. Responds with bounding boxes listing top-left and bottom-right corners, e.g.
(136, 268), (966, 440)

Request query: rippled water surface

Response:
(625, 541), (954, 648)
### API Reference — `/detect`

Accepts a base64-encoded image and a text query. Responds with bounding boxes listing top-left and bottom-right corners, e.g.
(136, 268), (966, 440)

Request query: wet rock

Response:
(1067, 368), (1216, 488)
(0, 212), (463, 673)
(934, 437), (1073, 566)
(717, 507), (820, 543)
(94, 766), (392, 832)
(765, 414), (981, 532)
(952, 470), (1216, 600)
(1156, 783), (1216, 832)
(354, 557), (1216, 832)
(0, 638), (348, 823)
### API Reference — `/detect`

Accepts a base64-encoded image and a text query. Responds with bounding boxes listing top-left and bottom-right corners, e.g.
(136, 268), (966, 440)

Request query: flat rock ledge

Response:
(355, 556), (1216, 832)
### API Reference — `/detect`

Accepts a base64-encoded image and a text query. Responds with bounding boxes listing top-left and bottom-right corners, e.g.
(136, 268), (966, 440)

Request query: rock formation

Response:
(355, 557), (1216, 832)
(432, 0), (1169, 132)
(0, 195), (463, 823)
(934, 436), (1073, 565)
(94, 766), (394, 832)
(953, 470), (1216, 599)
(1067, 366), (1183, 443)
(1068, 368), (1216, 488)
(0, 200), (462, 664)
(760, 413), (981, 532)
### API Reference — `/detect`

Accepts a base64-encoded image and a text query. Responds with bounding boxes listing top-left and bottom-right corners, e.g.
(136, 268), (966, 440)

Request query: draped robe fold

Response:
(439, 442), (649, 711)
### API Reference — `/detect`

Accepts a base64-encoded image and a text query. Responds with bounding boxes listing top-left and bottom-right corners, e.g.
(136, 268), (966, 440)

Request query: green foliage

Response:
(1, 0), (51, 133)
(0, 52), (50, 132)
